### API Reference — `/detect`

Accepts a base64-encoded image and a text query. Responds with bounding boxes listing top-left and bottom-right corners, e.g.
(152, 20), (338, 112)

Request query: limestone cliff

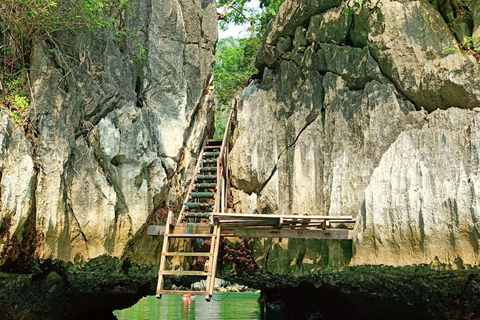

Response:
(229, 0), (480, 269)
(0, 0), (217, 264)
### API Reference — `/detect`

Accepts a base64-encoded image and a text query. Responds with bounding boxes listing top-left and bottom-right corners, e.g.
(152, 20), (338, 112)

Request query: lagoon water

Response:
(113, 292), (262, 320)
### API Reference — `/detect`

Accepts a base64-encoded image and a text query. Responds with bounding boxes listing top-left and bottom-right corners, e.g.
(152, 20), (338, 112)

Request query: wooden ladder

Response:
(156, 136), (229, 301)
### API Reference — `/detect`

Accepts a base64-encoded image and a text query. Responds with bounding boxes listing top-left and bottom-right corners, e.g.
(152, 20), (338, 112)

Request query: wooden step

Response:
(206, 139), (222, 144)
(157, 290), (207, 295)
(184, 202), (214, 209)
(161, 270), (211, 276)
(204, 145), (221, 150)
(200, 167), (217, 172)
(162, 252), (213, 257)
(203, 151), (220, 158)
(195, 182), (216, 188)
(166, 233), (215, 238)
(191, 192), (215, 198)
(202, 159), (216, 165)
(196, 174), (216, 180)
(185, 212), (212, 218)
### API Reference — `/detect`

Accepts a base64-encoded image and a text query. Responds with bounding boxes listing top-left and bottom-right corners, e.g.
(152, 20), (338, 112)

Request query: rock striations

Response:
(229, 0), (480, 269)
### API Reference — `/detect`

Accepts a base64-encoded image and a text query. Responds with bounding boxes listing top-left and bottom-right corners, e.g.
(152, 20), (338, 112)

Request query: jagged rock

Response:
(351, 0), (480, 111)
(306, 5), (351, 45)
(231, 70), (425, 220)
(256, 0), (342, 69)
(231, 189), (257, 214)
(0, 111), (35, 255)
(1, 0), (216, 263)
(229, 60), (323, 195)
(231, 0), (480, 270)
(304, 44), (386, 89)
(353, 108), (480, 266)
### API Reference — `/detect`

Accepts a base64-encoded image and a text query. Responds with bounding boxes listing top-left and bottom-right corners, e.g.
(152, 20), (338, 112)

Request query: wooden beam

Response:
(162, 270), (211, 276)
(162, 252), (213, 257)
(157, 290), (207, 295)
(230, 228), (354, 240)
(212, 213), (354, 222)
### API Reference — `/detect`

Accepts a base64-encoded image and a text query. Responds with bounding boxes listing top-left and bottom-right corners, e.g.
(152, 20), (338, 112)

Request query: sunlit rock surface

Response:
(230, 0), (480, 268)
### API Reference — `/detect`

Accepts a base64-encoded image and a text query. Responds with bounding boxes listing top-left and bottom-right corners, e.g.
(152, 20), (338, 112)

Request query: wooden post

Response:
(156, 211), (173, 299)
(206, 220), (221, 300)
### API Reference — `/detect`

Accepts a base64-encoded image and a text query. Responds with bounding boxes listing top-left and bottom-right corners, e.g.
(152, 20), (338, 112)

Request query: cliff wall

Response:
(0, 0), (217, 265)
(229, 0), (480, 269)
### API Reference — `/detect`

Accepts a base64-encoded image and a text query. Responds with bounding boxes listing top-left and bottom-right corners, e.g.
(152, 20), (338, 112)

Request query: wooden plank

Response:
(157, 290), (207, 295)
(161, 270), (211, 276)
(162, 252), (213, 257)
(146, 225), (212, 236)
(231, 228), (354, 240)
(166, 233), (215, 238)
(147, 225), (165, 236)
(156, 211), (174, 299)
(276, 217), (283, 229)
(206, 221), (222, 300)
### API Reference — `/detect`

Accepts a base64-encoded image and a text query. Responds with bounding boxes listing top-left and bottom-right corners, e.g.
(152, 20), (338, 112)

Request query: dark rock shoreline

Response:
(2, 261), (480, 319)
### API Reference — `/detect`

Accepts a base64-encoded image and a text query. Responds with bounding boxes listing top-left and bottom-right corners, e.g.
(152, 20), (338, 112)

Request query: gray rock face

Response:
(353, 108), (480, 267)
(0, 0), (216, 262)
(351, 0), (480, 111)
(0, 112), (35, 256)
(231, 0), (480, 268)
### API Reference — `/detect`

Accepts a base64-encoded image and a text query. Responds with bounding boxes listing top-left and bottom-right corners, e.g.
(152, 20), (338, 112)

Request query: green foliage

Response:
(136, 41), (147, 60)
(344, 0), (371, 14)
(214, 37), (261, 107)
(213, 36), (261, 138)
(214, 0), (281, 137)
(0, 0), (132, 125)
(217, 0), (282, 37)
(0, 71), (30, 125)
(443, 36), (480, 57)
(463, 36), (480, 52)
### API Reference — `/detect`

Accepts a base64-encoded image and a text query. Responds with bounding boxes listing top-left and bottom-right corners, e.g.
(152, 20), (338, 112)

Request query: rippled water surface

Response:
(113, 292), (262, 320)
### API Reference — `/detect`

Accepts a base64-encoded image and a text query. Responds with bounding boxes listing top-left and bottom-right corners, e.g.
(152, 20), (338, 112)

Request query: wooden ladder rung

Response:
(157, 290), (207, 295)
(162, 252), (213, 257)
(166, 233), (215, 238)
(161, 270), (211, 276)
(206, 139), (222, 144)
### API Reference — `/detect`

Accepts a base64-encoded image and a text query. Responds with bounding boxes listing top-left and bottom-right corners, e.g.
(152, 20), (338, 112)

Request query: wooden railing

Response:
(214, 110), (233, 214)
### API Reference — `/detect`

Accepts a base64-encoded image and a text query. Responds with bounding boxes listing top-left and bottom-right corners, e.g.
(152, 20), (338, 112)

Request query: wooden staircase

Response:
(156, 114), (232, 301)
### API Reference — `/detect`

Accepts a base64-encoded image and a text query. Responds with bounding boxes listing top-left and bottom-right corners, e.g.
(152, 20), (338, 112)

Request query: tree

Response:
(213, 0), (282, 137)
(217, 0), (282, 37)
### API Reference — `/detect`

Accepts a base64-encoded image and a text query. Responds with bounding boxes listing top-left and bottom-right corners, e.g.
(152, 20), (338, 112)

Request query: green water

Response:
(113, 292), (262, 320)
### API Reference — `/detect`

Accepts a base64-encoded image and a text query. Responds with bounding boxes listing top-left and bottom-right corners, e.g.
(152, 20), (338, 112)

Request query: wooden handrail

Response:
(215, 110), (234, 213)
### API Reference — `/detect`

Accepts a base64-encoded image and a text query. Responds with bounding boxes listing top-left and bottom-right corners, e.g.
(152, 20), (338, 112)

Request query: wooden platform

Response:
(148, 213), (355, 240)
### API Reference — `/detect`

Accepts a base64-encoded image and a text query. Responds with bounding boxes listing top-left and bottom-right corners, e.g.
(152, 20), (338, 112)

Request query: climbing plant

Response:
(0, 0), (131, 125)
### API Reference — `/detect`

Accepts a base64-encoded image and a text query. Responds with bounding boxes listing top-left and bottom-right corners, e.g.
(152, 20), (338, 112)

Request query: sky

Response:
(218, 0), (260, 40)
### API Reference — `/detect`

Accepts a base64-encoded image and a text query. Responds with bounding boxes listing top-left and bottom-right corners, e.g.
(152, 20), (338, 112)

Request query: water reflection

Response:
(114, 292), (261, 320)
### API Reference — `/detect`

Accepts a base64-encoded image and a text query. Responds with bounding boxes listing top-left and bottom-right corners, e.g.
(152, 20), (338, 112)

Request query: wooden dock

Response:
(148, 213), (355, 240)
